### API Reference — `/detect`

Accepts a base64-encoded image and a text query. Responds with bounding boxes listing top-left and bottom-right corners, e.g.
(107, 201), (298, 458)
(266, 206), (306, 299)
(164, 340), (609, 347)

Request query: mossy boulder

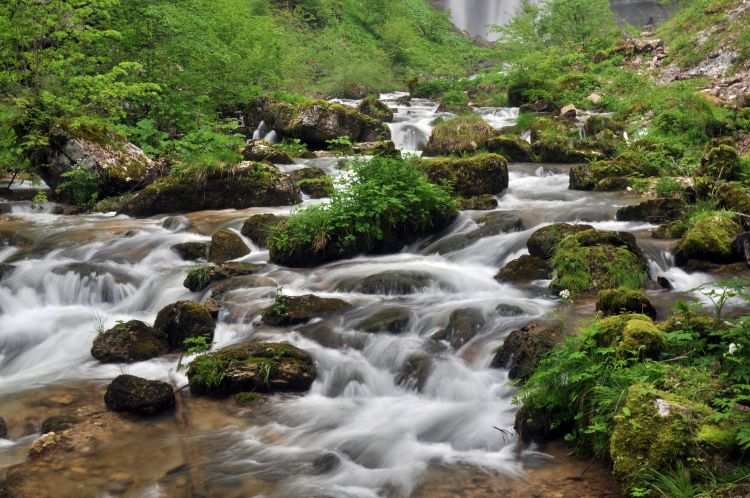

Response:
(485, 135), (535, 162)
(434, 308), (485, 348)
(91, 320), (168, 363)
(584, 115), (623, 136)
(495, 255), (552, 283)
(242, 140), (293, 164)
(154, 300), (216, 351)
(336, 271), (436, 295)
(355, 308), (412, 334)
(261, 294), (349, 326)
(122, 163), (301, 216)
(208, 229), (250, 263)
(171, 241), (208, 261)
(527, 223), (594, 259)
(533, 140), (603, 164)
(616, 198), (687, 224)
(716, 183), (750, 229)
(652, 220), (687, 240)
(262, 100), (390, 148)
(698, 141), (742, 181)
(356, 97), (394, 122)
(590, 313), (655, 348)
(104, 374), (175, 416)
(350, 140), (400, 158)
(459, 195), (498, 210)
(40, 415), (76, 434)
(421, 115), (496, 156)
(241, 214), (286, 247)
(491, 321), (563, 381)
(595, 289), (656, 319)
(674, 214), (743, 266)
(187, 342), (316, 397)
(422, 154), (508, 197)
(289, 167), (333, 199)
(569, 160), (637, 191)
(183, 262), (260, 292)
(617, 318), (665, 359)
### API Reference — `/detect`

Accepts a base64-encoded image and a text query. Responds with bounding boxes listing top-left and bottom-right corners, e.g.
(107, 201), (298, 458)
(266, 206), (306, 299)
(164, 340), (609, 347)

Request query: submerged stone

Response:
(104, 375), (175, 415)
(356, 308), (412, 334)
(171, 241), (208, 261)
(495, 255), (552, 283)
(91, 320), (168, 363)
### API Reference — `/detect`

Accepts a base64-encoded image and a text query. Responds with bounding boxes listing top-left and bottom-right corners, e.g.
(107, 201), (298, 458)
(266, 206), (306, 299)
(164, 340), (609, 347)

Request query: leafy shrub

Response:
(56, 167), (100, 208)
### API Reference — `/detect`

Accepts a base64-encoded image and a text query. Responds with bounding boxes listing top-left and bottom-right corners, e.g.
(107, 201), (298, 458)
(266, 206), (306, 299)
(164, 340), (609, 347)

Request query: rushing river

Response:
(0, 93), (714, 497)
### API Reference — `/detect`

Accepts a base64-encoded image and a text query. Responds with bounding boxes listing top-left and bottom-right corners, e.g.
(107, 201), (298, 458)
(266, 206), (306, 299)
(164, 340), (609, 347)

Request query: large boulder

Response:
(242, 140), (293, 164)
(527, 223), (594, 259)
(433, 308), (485, 348)
(698, 140), (742, 181)
(595, 289), (656, 319)
(422, 154), (508, 197)
(674, 214), (743, 266)
(262, 100), (390, 148)
(716, 183), (750, 229)
(495, 255), (552, 283)
(122, 163), (301, 216)
(241, 214), (286, 247)
(171, 241), (208, 261)
(289, 167), (333, 198)
(260, 294), (349, 326)
(356, 98), (394, 122)
(485, 135), (535, 162)
(208, 229), (250, 263)
(616, 198), (687, 224)
(154, 301), (216, 351)
(422, 116), (496, 156)
(187, 342), (316, 396)
(490, 321), (563, 381)
(91, 320), (168, 363)
(36, 128), (156, 198)
(104, 375), (175, 415)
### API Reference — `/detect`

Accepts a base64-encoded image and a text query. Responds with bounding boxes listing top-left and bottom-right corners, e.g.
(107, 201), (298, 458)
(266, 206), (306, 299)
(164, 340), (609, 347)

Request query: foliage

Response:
(56, 167), (100, 208)
(274, 138), (308, 157)
(186, 264), (214, 291)
(325, 135), (354, 153)
(177, 334), (214, 372)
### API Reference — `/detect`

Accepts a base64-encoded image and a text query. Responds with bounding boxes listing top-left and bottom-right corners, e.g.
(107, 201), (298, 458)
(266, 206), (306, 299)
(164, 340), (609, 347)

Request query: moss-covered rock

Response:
(356, 97), (394, 122)
(208, 229), (250, 263)
(104, 374), (175, 415)
(491, 321), (563, 381)
(434, 308), (485, 348)
(495, 255), (552, 283)
(526, 223), (594, 259)
(652, 220), (688, 240)
(422, 154), (508, 197)
(242, 140), (293, 164)
(187, 342), (316, 397)
(350, 140), (400, 158)
(91, 320), (168, 363)
(459, 195), (498, 210)
(583, 115), (624, 137)
(171, 241), (208, 261)
(183, 262), (261, 292)
(422, 115), (496, 156)
(154, 300), (216, 351)
(261, 294), (349, 326)
(40, 415), (76, 434)
(616, 318), (665, 359)
(533, 140), (603, 164)
(122, 163), (302, 216)
(674, 214), (743, 266)
(241, 214), (286, 247)
(716, 183), (750, 229)
(616, 198), (687, 224)
(485, 135), (535, 162)
(355, 308), (412, 334)
(698, 141), (742, 181)
(595, 289), (656, 319)
(569, 160), (639, 190)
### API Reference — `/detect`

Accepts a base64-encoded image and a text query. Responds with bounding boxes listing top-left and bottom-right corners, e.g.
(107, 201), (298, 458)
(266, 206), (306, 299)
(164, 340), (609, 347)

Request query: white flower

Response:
(729, 343), (739, 355)
(559, 289), (570, 300)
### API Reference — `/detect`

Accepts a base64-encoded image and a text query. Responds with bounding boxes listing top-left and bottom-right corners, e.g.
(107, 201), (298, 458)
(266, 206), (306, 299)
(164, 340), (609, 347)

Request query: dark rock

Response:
(204, 298), (222, 319)
(616, 198), (686, 224)
(438, 308), (485, 349)
(91, 320), (168, 363)
(241, 214), (286, 247)
(496, 303), (525, 316)
(208, 229), (250, 263)
(242, 140), (293, 164)
(187, 342), (316, 397)
(104, 375), (175, 415)
(459, 195), (498, 210)
(491, 321), (563, 381)
(357, 98), (394, 122)
(0, 230), (33, 249)
(657, 276), (673, 290)
(261, 294), (349, 326)
(515, 403), (571, 444)
(154, 301), (216, 351)
(0, 417), (6, 438)
(428, 212), (523, 254)
(717, 183), (750, 229)
(595, 289), (657, 319)
(733, 232), (750, 266)
(396, 354), (433, 391)
(652, 221), (686, 240)
(171, 242), (208, 261)
(336, 271), (436, 295)
(495, 255), (552, 282)
(40, 415), (76, 434)
(422, 154), (509, 197)
(594, 176), (631, 191)
(0, 263), (15, 280)
(518, 100), (560, 114)
(356, 308), (412, 334)
(187, 261), (262, 293)
(527, 223), (594, 259)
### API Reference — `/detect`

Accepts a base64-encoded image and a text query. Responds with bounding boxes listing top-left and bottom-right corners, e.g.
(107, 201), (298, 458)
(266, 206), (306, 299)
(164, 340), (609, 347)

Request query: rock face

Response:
(527, 223), (594, 259)
(91, 320), (168, 363)
(262, 100), (390, 148)
(242, 140), (294, 164)
(617, 198), (686, 224)
(422, 154), (509, 197)
(154, 301), (216, 351)
(491, 321), (564, 381)
(495, 255), (552, 283)
(241, 214), (286, 247)
(171, 241), (208, 260)
(357, 98), (394, 122)
(36, 129), (156, 198)
(674, 214), (743, 266)
(122, 163), (301, 216)
(595, 289), (657, 319)
(187, 342), (316, 397)
(208, 229), (250, 263)
(356, 308), (412, 333)
(261, 294), (349, 326)
(104, 375), (175, 415)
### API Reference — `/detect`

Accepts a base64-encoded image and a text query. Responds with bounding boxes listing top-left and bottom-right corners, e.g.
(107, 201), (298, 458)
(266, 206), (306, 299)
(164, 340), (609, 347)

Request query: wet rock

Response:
(428, 212), (523, 254)
(91, 320), (168, 363)
(657, 276), (673, 290)
(559, 104), (577, 119)
(396, 354), (433, 391)
(459, 195), (498, 210)
(422, 154), (509, 197)
(436, 308), (485, 349)
(514, 403), (570, 444)
(171, 241), (208, 261)
(154, 301), (216, 351)
(261, 100), (389, 148)
(184, 262), (261, 292)
(717, 183), (750, 229)
(495, 255), (552, 283)
(491, 321), (563, 381)
(350, 140), (400, 158)
(241, 214), (286, 247)
(356, 308), (412, 334)
(336, 271), (436, 295)
(28, 432), (66, 459)
(595, 289), (656, 319)
(674, 214), (743, 266)
(51, 262), (134, 285)
(733, 232), (750, 266)
(533, 140), (603, 164)
(290, 167), (333, 198)
(122, 163), (301, 216)
(0, 230), (33, 249)
(518, 99), (559, 114)
(421, 116), (496, 156)
(485, 135), (535, 162)
(162, 216), (191, 231)
(652, 221), (686, 240)
(495, 303), (525, 316)
(187, 342), (316, 397)
(261, 294), (349, 326)
(36, 128), (156, 198)
(357, 97), (394, 122)
(208, 229), (250, 263)
(0, 417), (6, 438)
(40, 415), (76, 434)
(616, 198), (686, 224)
(527, 223), (594, 259)
(104, 375), (175, 415)
(0, 263), (15, 280)
(312, 452), (341, 474)
(241, 140), (293, 164)
(204, 298), (222, 319)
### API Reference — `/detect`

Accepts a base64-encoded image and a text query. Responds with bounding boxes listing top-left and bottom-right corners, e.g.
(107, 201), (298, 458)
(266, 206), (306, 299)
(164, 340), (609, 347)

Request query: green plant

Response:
(56, 167), (99, 208)
(186, 264), (214, 291)
(274, 138), (308, 157)
(177, 334), (214, 371)
(31, 191), (48, 211)
(259, 345), (287, 386)
(692, 278), (750, 326)
(325, 135), (353, 153)
(655, 177), (683, 198)
(89, 308), (109, 335)
(270, 286), (287, 314)
(187, 355), (224, 388)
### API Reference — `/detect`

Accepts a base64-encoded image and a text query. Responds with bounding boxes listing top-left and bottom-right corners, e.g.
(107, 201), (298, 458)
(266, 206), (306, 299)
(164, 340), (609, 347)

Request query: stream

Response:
(0, 94), (717, 497)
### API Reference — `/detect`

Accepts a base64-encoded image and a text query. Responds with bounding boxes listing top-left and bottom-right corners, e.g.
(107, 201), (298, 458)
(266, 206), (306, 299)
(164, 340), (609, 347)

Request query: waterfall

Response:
(444, 0), (525, 40)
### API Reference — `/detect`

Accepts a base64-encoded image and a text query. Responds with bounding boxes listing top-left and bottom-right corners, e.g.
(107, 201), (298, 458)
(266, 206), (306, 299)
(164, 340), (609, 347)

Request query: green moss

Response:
(485, 135), (535, 162)
(422, 115), (496, 156)
(699, 142), (742, 181)
(593, 313), (653, 347)
(674, 212), (743, 265)
(421, 153), (509, 197)
(617, 319), (666, 359)
(697, 424), (737, 454)
(235, 392), (262, 406)
(596, 288), (656, 318)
